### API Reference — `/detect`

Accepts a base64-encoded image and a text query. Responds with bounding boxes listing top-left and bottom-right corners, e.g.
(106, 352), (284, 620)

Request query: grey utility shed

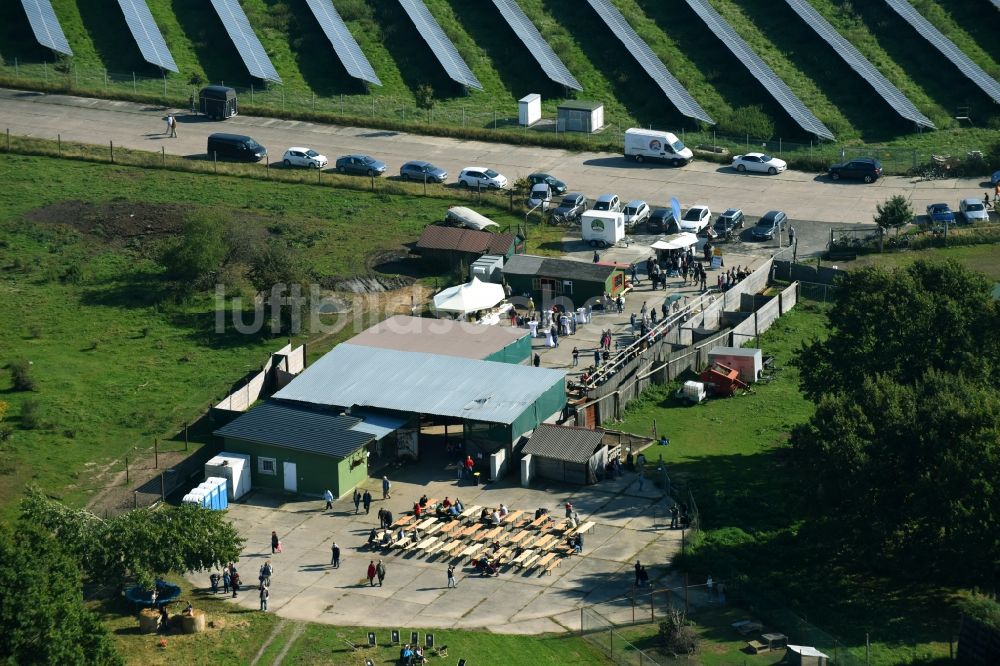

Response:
(522, 424), (607, 485)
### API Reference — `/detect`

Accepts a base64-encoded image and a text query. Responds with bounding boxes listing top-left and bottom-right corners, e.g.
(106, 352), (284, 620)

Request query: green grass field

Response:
(0, 152), (536, 519)
(0, 0), (998, 153)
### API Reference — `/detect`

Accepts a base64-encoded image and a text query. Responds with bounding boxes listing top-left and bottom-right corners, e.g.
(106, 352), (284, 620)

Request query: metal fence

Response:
(582, 606), (665, 666)
(0, 57), (968, 175)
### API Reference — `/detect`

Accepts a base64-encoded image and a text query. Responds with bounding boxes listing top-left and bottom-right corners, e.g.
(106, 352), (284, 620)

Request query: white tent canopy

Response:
(445, 206), (500, 231)
(650, 232), (699, 250)
(433, 277), (506, 315)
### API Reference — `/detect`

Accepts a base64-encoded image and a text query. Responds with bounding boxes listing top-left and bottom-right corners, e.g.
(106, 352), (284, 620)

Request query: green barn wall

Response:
(484, 334), (531, 364)
(221, 437), (360, 497)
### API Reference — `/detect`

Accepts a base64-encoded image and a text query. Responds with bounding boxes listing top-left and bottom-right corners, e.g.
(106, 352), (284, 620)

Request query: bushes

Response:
(19, 400), (41, 430)
(717, 105), (775, 140)
(659, 609), (699, 655)
(7, 360), (36, 392)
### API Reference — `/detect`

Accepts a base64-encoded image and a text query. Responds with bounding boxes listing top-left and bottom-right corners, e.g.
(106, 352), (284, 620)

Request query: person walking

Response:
(164, 114), (172, 135)
(382, 475), (391, 500)
(353, 488), (362, 514)
(533, 353), (540, 368)
(362, 489), (372, 515)
(331, 542), (341, 568)
(222, 567), (231, 595)
(258, 583), (269, 611)
(376, 560), (386, 586)
(259, 561), (272, 586)
(168, 115), (177, 138)
(572, 346), (579, 367)
(447, 564), (457, 588)
(210, 572), (220, 594)
(230, 570), (241, 598)
(324, 489), (334, 511)
(271, 530), (280, 554)
(634, 560), (642, 587)
(366, 561), (377, 587)
(669, 504), (679, 529)
(565, 501), (574, 519)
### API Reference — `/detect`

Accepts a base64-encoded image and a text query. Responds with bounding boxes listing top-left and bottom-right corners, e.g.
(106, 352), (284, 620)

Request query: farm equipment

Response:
(699, 362), (751, 397)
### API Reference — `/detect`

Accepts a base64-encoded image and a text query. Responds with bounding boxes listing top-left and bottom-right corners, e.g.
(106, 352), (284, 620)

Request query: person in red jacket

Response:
(366, 561), (377, 587)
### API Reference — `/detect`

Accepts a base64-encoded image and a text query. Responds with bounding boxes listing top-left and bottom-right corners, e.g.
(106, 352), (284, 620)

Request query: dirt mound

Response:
(25, 200), (187, 242)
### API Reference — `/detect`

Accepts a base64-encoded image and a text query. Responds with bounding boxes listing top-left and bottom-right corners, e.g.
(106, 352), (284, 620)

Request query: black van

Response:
(207, 133), (266, 162)
(199, 86), (238, 119)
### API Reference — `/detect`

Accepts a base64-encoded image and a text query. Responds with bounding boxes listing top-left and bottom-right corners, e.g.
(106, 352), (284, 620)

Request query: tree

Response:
(414, 84), (436, 112)
(21, 488), (245, 587)
(8, 359), (36, 391)
(247, 241), (310, 335)
(795, 260), (1000, 403)
(0, 523), (123, 665)
(873, 194), (913, 250)
(160, 212), (226, 291)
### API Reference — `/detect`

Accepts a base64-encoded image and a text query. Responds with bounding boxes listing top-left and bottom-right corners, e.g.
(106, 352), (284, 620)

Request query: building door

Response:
(283, 462), (297, 493)
(540, 278), (557, 301)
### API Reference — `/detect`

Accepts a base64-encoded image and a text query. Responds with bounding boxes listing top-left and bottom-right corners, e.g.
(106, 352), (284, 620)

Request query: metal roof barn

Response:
(273, 344), (565, 426)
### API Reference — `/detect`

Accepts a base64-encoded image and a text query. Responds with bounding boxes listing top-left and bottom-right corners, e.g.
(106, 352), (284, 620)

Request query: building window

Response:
(532, 278), (541, 290)
(258, 457), (277, 476)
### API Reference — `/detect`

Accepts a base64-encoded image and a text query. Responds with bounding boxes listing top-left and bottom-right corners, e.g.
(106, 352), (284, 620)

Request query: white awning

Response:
(787, 645), (830, 659)
(650, 232), (699, 250)
(445, 206), (500, 231)
(433, 277), (506, 314)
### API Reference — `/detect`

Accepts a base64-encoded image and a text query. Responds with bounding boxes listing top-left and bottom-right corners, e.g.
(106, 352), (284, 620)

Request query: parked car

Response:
(959, 198), (989, 223)
(282, 147), (327, 169)
(593, 194), (622, 213)
(752, 210), (787, 240)
(926, 203), (955, 225)
(550, 193), (588, 223)
(732, 152), (787, 175)
(399, 160), (447, 183)
(714, 208), (745, 237)
(622, 200), (650, 228)
(828, 157), (883, 183)
(527, 173), (567, 195)
(335, 154), (386, 176)
(207, 133), (266, 162)
(991, 170), (1000, 187)
(527, 183), (553, 210)
(458, 166), (507, 189)
(647, 208), (676, 234)
(679, 205), (711, 233)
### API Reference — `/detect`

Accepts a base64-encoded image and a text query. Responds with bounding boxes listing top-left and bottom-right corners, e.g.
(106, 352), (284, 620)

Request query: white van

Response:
(624, 128), (694, 166)
(581, 210), (626, 248)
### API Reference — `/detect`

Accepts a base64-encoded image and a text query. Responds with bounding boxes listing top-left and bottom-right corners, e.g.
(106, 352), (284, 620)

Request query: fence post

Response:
(110, 141), (114, 164)
(154, 438), (159, 468)
(5, 128), (9, 152)
(125, 455), (129, 484)
(160, 472), (166, 502)
(44, 61), (48, 84)
(133, 72), (136, 93)
(266, 154), (269, 177)
(104, 68), (107, 91)
(134, 491), (138, 509)
(494, 109), (497, 130)
(251, 84), (254, 104)
(161, 146), (165, 167)
(213, 151), (217, 173)
(184, 423), (189, 451)
(57, 134), (61, 156)
(14, 58), (17, 77)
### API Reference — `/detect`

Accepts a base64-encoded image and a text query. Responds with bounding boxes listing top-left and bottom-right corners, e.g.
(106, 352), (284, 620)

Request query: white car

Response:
(622, 199), (650, 227)
(593, 193), (622, 212)
(680, 205), (711, 232)
(282, 147), (328, 169)
(959, 198), (989, 223)
(457, 166), (508, 189)
(732, 152), (787, 175)
(527, 183), (553, 209)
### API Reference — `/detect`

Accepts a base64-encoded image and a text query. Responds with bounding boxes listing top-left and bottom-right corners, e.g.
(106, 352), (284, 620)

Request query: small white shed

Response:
(470, 254), (505, 283)
(708, 347), (763, 382)
(786, 645), (830, 666)
(519, 94), (542, 126)
(557, 101), (604, 133)
(205, 452), (252, 501)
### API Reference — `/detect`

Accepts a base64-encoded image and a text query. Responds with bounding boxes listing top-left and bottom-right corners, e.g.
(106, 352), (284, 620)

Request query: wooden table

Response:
(424, 521), (445, 535)
(458, 523), (484, 539)
(501, 510), (524, 527)
(532, 534), (558, 551)
(527, 514), (551, 529)
(416, 536), (440, 552)
(511, 549), (536, 568)
(460, 542), (484, 558)
(391, 515), (415, 528)
(437, 540), (465, 557)
(480, 525), (504, 542)
(575, 521), (596, 535)
(437, 520), (462, 535)
(460, 505), (482, 520)
(508, 529), (532, 545)
(415, 517), (437, 531)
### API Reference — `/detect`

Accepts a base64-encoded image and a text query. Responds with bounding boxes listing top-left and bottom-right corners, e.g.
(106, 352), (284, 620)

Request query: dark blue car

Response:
(926, 203), (955, 225)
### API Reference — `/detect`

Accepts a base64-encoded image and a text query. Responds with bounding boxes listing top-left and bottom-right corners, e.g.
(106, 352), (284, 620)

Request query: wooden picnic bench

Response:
(532, 534), (558, 551)
(415, 517), (438, 531)
(533, 552), (558, 571)
(501, 510), (524, 527)
(416, 536), (440, 553)
(460, 542), (484, 559)
(574, 521), (596, 536)
(437, 520), (462, 535)
(437, 540), (465, 557)
(460, 505), (482, 520)
(527, 514), (551, 529)
(746, 640), (769, 654)
(518, 551), (541, 570)
(480, 526), (504, 542)
(391, 515), (415, 528)
(424, 521), (446, 535)
(508, 529), (531, 545)
(458, 523), (484, 539)
(511, 549), (536, 568)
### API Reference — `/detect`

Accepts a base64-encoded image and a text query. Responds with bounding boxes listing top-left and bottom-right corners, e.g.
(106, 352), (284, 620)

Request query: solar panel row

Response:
(304, 0), (380, 86)
(210, 0), (281, 83)
(684, 0), (834, 140)
(491, 0), (581, 91)
(117, 0), (178, 73)
(784, 0), (932, 129)
(885, 0), (1000, 105)
(585, 0), (713, 125)
(397, 0), (482, 91)
(20, 0), (72, 56)
(992, 0), (1000, 11)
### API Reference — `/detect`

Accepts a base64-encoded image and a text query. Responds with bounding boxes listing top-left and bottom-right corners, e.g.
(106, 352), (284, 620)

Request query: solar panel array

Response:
(20, 0), (72, 56)
(785, 0), (932, 129)
(397, 0), (482, 91)
(992, 0), (1000, 11)
(491, 0), (581, 91)
(209, 0), (281, 83)
(117, 0), (178, 73)
(885, 0), (1000, 104)
(585, 0), (713, 124)
(304, 0), (381, 86)
(684, 0), (833, 140)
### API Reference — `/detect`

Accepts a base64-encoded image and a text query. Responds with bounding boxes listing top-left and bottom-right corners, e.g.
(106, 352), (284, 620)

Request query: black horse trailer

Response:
(199, 86), (238, 120)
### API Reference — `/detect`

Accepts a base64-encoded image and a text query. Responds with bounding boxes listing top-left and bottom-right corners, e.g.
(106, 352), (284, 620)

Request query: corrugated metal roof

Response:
(348, 315), (528, 360)
(214, 401), (373, 459)
(273, 344), (565, 425)
(522, 424), (605, 463)
(416, 225), (515, 255)
(349, 410), (410, 439)
(503, 254), (619, 282)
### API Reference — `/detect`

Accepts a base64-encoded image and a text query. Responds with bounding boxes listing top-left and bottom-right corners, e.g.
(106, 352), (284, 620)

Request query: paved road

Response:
(0, 87), (990, 225)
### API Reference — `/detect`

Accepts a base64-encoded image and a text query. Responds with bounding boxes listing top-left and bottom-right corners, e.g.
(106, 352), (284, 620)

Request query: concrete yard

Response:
(189, 453), (682, 634)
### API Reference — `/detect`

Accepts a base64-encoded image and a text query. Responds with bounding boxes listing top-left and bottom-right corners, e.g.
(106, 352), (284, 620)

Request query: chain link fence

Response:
(582, 606), (665, 666)
(1, 57), (985, 176)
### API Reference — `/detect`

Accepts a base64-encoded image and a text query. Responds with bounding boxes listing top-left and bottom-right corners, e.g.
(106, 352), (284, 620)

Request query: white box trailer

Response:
(581, 210), (626, 248)
(205, 452), (251, 501)
(624, 128), (694, 166)
(708, 347), (763, 382)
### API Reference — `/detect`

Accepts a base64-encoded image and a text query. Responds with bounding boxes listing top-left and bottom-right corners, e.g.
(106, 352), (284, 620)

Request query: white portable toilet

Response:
(519, 94), (541, 127)
(205, 452), (251, 501)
